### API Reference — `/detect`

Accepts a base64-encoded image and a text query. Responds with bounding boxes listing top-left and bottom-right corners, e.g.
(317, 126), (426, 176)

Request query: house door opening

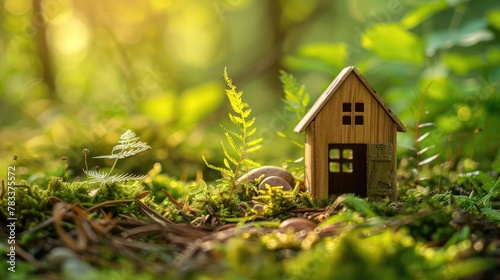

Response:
(328, 144), (367, 197)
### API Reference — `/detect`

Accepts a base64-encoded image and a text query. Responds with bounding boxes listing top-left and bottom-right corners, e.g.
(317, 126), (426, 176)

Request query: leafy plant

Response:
(276, 70), (310, 149)
(406, 83), (441, 186)
(202, 67), (263, 199)
(279, 70), (311, 123)
(455, 171), (500, 223)
(276, 70), (311, 177)
(85, 129), (151, 186)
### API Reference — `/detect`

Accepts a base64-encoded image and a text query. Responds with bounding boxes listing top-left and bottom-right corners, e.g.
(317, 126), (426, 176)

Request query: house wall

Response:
(307, 74), (398, 198)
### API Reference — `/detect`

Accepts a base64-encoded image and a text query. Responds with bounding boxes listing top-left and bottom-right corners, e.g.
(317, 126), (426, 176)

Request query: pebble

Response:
(237, 166), (294, 186)
(279, 217), (317, 232)
(45, 247), (79, 269)
(258, 176), (292, 191)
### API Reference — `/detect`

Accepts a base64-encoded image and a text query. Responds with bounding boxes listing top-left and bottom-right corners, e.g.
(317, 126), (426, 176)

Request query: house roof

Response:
(294, 66), (407, 133)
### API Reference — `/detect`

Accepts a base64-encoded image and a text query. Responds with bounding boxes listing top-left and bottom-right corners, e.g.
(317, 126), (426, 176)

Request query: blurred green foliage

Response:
(1, 0), (500, 187)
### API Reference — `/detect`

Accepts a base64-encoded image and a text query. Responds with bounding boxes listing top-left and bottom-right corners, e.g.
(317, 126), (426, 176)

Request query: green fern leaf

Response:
(242, 109), (251, 118)
(247, 127), (257, 137)
(246, 145), (262, 153)
(228, 113), (241, 126)
(280, 70), (311, 109)
(246, 117), (255, 128)
(222, 126), (244, 141)
(202, 155), (233, 177)
(223, 158), (231, 169)
(223, 67), (236, 90)
(247, 138), (263, 147)
(241, 158), (260, 168)
(232, 115), (245, 125)
(202, 67), (263, 199)
(280, 70), (310, 119)
(225, 133), (242, 157)
(221, 142), (239, 165)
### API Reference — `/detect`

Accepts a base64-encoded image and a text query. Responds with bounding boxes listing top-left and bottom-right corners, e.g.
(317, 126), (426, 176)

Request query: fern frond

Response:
(279, 70), (310, 120)
(223, 158), (231, 169)
(241, 158), (260, 168)
(94, 129), (151, 159)
(222, 126), (244, 142)
(85, 170), (147, 184)
(202, 155), (234, 177)
(88, 129), (150, 186)
(104, 173), (148, 183)
(277, 70), (310, 172)
(221, 142), (239, 165)
(225, 133), (242, 157)
(247, 138), (263, 147)
(242, 109), (251, 118)
(277, 131), (304, 149)
(202, 67), (262, 199)
(246, 145), (262, 153)
(246, 117), (255, 128)
(84, 170), (109, 181)
(247, 127), (257, 137)
(223, 67), (236, 91)
(229, 114), (244, 125)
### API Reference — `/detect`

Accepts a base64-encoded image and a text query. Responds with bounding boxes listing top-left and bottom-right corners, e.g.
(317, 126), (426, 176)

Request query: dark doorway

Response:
(328, 144), (367, 197)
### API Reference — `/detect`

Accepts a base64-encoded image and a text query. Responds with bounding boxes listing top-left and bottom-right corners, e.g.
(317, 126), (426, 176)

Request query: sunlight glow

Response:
(47, 12), (90, 55)
(3, 0), (31, 15)
(165, 2), (222, 67)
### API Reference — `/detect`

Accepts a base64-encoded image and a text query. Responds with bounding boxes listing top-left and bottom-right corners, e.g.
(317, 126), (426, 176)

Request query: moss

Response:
(48, 178), (143, 204)
(0, 181), (50, 230)
(191, 183), (242, 218)
(252, 185), (297, 216)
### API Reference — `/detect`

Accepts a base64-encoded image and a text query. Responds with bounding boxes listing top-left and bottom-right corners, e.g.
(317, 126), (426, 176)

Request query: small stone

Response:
(237, 165), (294, 186)
(279, 217), (317, 232)
(258, 176), (292, 191)
(252, 204), (265, 212)
(45, 247), (79, 269)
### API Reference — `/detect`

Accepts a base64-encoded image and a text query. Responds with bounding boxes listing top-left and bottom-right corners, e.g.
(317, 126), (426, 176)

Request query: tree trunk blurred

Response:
(32, 0), (57, 101)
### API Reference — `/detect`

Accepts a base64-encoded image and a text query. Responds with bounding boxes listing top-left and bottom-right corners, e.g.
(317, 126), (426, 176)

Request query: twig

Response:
(86, 199), (134, 213)
(137, 201), (174, 225)
(162, 189), (183, 208)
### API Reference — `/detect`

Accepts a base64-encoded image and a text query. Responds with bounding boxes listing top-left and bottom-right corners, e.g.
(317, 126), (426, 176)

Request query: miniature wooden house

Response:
(294, 66), (406, 200)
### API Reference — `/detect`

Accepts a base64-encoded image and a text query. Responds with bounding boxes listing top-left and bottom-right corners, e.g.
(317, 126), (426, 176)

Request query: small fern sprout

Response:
(203, 67), (263, 200)
(85, 129), (151, 185)
(83, 148), (90, 179)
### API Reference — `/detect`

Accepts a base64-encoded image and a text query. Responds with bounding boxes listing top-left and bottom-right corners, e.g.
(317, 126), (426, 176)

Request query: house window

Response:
(342, 162), (353, 173)
(342, 103), (352, 112)
(342, 149), (353, 159)
(355, 102), (364, 112)
(329, 148), (354, 173)
(342, 102), (364, 126)
(329, 162), (340, 172)
(329, 149), (340, 159)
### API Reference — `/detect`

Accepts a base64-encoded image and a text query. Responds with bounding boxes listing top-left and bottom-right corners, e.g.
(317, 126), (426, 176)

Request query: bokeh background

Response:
(1, 0), (500, 184)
